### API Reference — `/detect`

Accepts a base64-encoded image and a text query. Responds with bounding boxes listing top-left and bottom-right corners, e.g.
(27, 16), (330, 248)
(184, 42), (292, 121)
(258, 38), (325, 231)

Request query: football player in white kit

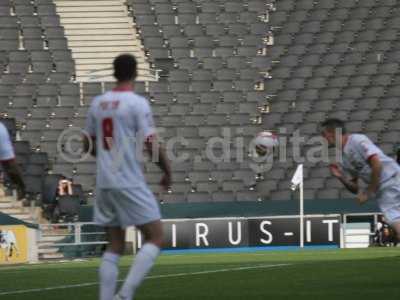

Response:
(0, 122), (25, 199)
(321, 118), (400, 241)
(84, 54), (171, 300)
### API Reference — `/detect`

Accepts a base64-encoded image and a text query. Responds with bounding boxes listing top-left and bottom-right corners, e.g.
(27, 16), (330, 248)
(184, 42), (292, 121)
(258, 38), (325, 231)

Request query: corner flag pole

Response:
(290, 164), (304, 248)
(299, 173), (304, 248)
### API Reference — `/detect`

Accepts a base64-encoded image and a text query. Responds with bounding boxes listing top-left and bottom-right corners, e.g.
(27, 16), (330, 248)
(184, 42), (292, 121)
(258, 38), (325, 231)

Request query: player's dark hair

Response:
(321, 118), (346, 134)
(113, 54), (137, 82)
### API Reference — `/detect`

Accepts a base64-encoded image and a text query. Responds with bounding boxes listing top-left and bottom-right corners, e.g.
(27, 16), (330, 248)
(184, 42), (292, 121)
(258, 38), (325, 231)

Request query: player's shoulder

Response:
(87, 92), (112, 114)
(350, 133), (371, 143)
(90, 92), (109, 106)
(125, 92), (151, 110)
(349, 134), (377, 152)
(126, 92), (148, 103)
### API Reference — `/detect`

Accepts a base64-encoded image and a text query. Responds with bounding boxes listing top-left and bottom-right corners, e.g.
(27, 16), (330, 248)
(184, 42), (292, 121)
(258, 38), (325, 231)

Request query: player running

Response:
(84, 54), (171, 300)
(0, 121), (25, 199)
(321, 118), (400, 241)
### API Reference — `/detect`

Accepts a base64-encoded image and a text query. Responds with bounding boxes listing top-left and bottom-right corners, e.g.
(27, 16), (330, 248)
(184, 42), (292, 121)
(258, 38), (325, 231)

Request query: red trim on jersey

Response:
(112, 86), (133, 92)
(0, 157), (16, 163)
(367, 153), (378, 162)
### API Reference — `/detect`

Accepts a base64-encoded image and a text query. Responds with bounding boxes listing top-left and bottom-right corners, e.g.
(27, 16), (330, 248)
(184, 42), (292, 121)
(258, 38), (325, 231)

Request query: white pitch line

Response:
(147, 263), (290, 279)
(0, 263), (290, 296)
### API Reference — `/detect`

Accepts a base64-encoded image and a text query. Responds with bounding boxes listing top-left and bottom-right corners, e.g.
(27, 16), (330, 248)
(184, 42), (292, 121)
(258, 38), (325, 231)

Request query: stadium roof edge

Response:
(0, 212), (38, 229)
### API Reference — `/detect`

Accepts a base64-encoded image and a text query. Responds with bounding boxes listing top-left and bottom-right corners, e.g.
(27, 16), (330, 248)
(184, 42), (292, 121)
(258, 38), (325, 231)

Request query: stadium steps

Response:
(38, 251), (65, 260)
(37, 229), (71, 260)
(53, 0), (154, 82)
(0, 188), (63, 260)
(0, 188), (41, 224)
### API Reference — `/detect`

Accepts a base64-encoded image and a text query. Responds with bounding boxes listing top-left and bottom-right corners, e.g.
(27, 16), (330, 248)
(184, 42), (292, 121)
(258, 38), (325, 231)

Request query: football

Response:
(253, 131), (279, 157)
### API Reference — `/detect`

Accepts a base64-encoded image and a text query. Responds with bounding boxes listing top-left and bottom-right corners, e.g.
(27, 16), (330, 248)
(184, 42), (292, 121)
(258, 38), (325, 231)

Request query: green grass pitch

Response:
(0, 248), (399, 300)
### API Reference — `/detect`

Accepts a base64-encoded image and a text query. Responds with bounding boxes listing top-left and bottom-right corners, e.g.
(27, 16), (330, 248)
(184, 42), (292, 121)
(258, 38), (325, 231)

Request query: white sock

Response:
(99, 251), (120, 300)
(118, 243), (160, 299)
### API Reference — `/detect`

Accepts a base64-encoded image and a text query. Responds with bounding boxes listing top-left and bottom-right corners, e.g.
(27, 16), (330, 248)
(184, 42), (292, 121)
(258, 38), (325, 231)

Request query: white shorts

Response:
(94, 186), (161, 228)
(376, 174), (400, 224)
(381, 205), (400, 225)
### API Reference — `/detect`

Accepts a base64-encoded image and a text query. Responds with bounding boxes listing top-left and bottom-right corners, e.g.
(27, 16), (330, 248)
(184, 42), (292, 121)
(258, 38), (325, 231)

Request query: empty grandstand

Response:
(1, 0), (400, 205)
(0, 0), (399, 259)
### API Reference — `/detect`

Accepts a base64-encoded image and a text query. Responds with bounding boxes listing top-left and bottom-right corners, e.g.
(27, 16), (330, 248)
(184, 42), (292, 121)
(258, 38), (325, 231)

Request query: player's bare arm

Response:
(330, 164), (359, 194)
(145, 136), (172, 190)
(356, 155), (382, 205)
(366, 155), (382, 195)
(1, 160), (26, 200)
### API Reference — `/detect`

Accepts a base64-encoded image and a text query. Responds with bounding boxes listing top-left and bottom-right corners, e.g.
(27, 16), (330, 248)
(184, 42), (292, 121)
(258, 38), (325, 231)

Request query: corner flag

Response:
(290, 164), (303, 191)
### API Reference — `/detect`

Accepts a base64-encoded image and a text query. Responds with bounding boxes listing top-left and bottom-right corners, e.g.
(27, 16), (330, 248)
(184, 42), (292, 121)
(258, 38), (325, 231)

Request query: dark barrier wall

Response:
(136, 215), (341, 250)
(80, 199), (379, 221)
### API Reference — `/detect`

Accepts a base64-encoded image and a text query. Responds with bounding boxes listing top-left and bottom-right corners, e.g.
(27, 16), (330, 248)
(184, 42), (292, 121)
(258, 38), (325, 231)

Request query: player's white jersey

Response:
(85, 88), (156, 189)
(0, 122), (15, 162)
(341, 134), (400, 186)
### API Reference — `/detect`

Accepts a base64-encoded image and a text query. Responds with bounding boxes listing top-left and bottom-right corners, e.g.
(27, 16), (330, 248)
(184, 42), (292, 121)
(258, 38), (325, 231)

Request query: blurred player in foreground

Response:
(321, 118), (400, 241)
(84, 54), (171, 300)
(0, 121), (25, 200)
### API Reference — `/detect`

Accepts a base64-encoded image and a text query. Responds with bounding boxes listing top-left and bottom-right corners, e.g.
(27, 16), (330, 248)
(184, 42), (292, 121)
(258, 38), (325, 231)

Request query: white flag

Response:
(290, 164), (303, 191)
